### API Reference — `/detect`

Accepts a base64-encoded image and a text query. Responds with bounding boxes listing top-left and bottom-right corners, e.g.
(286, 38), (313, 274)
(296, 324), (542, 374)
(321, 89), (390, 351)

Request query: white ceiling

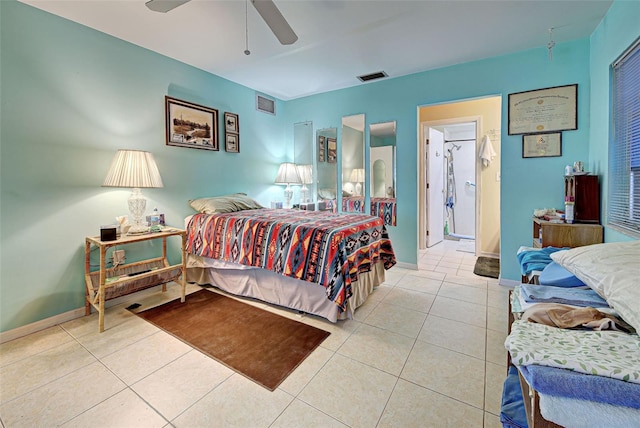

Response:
(19, 0), (613, 100)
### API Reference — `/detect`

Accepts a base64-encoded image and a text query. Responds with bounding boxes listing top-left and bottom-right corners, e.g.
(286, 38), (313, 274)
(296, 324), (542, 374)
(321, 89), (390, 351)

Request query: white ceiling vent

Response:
(256, 93), (276, 115)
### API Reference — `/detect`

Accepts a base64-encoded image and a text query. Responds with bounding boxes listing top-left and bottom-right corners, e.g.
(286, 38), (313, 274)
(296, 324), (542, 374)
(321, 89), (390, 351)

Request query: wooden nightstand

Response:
(84, 228), (187, 332)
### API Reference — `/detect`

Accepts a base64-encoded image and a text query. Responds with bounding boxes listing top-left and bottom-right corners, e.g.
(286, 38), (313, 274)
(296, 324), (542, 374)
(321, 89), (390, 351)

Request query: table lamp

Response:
(349, 168), (365, 196)
(103, 149), (164, 234)
(275, 162), (301, 208)
(296, 164), (313, 203)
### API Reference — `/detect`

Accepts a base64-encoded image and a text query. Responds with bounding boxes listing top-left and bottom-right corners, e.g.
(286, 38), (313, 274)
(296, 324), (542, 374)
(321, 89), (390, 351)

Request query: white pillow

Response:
(550, 240), (640, 333)
(188, 193), (263, 214)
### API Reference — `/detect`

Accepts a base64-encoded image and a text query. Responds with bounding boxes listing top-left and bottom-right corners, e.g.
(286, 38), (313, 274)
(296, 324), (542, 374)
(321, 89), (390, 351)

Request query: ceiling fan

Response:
(145, 0), (298, 45)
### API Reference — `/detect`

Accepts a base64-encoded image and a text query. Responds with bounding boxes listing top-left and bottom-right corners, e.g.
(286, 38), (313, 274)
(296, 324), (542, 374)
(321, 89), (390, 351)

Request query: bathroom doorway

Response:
(417, 95), (502, 259)
(421, 119), (478, 251)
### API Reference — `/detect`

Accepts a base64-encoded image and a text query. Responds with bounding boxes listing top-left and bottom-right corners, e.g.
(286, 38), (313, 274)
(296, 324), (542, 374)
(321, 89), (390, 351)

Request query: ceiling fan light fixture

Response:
(357, 71), (388, 83)
(251, 0), (298, 45)
(145, 0), (190, 13)
(547, 27), (556, 61)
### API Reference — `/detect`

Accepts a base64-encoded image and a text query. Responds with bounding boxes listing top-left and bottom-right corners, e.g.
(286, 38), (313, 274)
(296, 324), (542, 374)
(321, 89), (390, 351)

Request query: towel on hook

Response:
(479, 134), (496, 167)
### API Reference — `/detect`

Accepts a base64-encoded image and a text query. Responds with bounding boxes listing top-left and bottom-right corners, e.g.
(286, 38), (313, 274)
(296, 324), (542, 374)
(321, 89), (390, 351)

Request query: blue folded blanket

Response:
(517, 246), (566, 275)
(518, 364), (640, 409)
(500, 365), (528, 428)
(519, 284), (609, 308)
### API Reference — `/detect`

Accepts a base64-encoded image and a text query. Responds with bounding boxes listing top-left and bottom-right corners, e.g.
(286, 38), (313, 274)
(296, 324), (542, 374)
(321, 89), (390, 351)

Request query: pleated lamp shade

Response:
(349, 168), (365, 183)
(103, 150), (164, 188)
(274, 162), (301, 185)
(296, 164), (313, 185)
(102, 150), (163, 234)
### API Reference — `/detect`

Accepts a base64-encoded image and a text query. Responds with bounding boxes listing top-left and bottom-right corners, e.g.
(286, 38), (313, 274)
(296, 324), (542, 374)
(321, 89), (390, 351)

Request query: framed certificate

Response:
(508, 84), (577, 135)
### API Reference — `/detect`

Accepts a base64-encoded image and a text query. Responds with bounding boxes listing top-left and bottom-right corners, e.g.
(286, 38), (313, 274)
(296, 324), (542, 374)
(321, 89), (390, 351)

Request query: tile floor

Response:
(0, 240), (510, 427)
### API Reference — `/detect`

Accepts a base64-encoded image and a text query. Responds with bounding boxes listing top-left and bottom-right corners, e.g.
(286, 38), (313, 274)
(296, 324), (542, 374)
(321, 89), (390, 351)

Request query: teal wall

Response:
(0, 1), (290, 332)
(1, 0), (638, 333)
(588, 0), (640, 243)
(286, 38), (593, 279)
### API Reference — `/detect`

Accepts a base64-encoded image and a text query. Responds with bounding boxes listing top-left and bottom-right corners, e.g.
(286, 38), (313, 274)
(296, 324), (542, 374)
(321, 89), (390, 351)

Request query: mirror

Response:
(293, 121), (313, 204)
(316, 127), (338, 211)
(341, 114), (365, 213)
(370, 121), (397, 225)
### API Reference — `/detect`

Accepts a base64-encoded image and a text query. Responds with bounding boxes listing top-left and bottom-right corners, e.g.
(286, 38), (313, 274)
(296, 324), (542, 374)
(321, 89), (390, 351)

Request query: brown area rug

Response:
(474, 256), (500, 278)
(133, 289), (330, 390)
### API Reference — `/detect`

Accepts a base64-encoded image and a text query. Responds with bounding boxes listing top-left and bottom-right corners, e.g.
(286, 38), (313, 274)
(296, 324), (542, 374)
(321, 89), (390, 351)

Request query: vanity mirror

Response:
(370, 121), (397, 225)
(293, 121), (313, 204)
(316, 127), (338, 211)
(341, 114), (365, 213)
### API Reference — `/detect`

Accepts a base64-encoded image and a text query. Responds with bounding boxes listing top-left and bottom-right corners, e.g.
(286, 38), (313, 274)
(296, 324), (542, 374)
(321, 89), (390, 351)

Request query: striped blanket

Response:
(186, 209), (396, 311)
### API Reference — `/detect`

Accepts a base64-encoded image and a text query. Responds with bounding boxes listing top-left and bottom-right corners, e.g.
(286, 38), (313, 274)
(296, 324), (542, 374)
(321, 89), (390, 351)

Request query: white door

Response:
(426, 127), (445, 247)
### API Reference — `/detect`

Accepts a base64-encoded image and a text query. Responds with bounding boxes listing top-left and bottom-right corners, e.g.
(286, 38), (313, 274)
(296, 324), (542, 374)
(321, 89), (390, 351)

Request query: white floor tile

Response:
(363, 302), (427, 338)
(172, 374), (293, 427)
(61, 388), (167, 428)
(337, 323), (415, 376)
(0, 362), (126, 427)
(418, 314), (486, 359)
(132, 350), (234, 421)
(401, 340), (485, 408)
(298, 353), (396, 428)
(101, 330), (191, 384)
(429, 295), (487, 328)
(271, 399), (348, 428)
(378, 379), (484, 427)
(4, 238), (511, 427)
(0, 340), (96, 403)
(0, 325), (73, 367)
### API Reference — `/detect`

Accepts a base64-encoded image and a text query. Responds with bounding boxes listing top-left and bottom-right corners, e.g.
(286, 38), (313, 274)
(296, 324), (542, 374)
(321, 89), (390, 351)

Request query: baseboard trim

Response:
(0, 308), (85, 344)
(0, 284), (168, 344)
(395, 261), (418, 270)
(499, 278), (520, 288)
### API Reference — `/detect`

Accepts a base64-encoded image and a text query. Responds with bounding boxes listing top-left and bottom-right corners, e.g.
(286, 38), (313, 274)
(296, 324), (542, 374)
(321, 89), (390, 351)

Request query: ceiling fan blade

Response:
(145, 0), (191, 13)
(251, 0), (298, 45)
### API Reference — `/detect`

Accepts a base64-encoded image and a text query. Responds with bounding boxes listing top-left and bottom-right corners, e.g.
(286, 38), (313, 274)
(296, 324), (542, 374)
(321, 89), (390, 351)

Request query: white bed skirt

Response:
(185, 254), (385, 322)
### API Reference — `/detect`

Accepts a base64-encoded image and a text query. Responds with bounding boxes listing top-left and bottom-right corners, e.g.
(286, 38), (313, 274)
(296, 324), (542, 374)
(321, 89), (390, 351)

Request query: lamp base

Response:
(283, 185), (293, 209)
(128, 188), (149, 234)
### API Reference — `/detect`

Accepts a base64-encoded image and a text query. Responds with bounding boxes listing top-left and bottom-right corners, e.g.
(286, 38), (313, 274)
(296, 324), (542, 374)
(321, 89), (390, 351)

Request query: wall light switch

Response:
(496, 171), (501, 182)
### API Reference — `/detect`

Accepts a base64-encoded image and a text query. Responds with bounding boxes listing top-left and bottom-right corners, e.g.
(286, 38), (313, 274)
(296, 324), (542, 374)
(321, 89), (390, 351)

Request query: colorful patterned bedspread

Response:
(186, 209), (396, 311)
(341, 197), (397, 226)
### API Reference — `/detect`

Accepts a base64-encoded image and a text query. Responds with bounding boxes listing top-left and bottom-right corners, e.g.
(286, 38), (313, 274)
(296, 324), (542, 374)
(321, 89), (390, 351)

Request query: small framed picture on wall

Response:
(522, 132), (562, 158)
(318, 135), (326, 162)
(225, 133), (240, 153)
(327, 137), (337, 163)
(224, 112), (239, 133)
(223, 112), (239, 153)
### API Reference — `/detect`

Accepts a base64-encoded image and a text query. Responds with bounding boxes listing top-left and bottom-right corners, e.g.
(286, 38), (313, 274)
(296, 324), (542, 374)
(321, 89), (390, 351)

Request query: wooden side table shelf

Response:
(84, 228), (187, 332)
(532, 217), (603, 248)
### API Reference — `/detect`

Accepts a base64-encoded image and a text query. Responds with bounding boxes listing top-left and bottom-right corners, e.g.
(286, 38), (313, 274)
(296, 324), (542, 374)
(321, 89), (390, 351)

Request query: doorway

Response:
(421, 118), (479, 251)
(417, 95), (502, 259)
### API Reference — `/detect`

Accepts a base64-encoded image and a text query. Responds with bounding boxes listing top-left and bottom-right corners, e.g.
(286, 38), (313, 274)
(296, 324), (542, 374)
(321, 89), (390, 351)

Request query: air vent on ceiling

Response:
(357, 71), (388, 82)
(256, 93), (276, 115)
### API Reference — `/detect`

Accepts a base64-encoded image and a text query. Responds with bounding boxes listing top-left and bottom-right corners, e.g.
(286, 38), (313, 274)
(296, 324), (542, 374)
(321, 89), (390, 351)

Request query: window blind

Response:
(610, 38), (640, 235)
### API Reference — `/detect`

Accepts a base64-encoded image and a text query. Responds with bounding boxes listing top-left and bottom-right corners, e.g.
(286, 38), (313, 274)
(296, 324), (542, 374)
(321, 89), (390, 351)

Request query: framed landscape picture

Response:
(165, 96), (218, 151)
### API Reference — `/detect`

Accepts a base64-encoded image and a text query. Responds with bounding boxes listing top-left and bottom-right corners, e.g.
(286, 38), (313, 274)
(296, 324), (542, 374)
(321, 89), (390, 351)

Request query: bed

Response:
(184, 194), (397, 322)
(318, 195), (397, 226)
(504, 240), (640, 428)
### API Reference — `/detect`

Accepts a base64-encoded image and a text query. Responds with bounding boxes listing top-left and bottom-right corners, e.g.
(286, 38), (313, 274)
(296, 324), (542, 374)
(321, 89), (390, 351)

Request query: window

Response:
(609, 38), (640, 236)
